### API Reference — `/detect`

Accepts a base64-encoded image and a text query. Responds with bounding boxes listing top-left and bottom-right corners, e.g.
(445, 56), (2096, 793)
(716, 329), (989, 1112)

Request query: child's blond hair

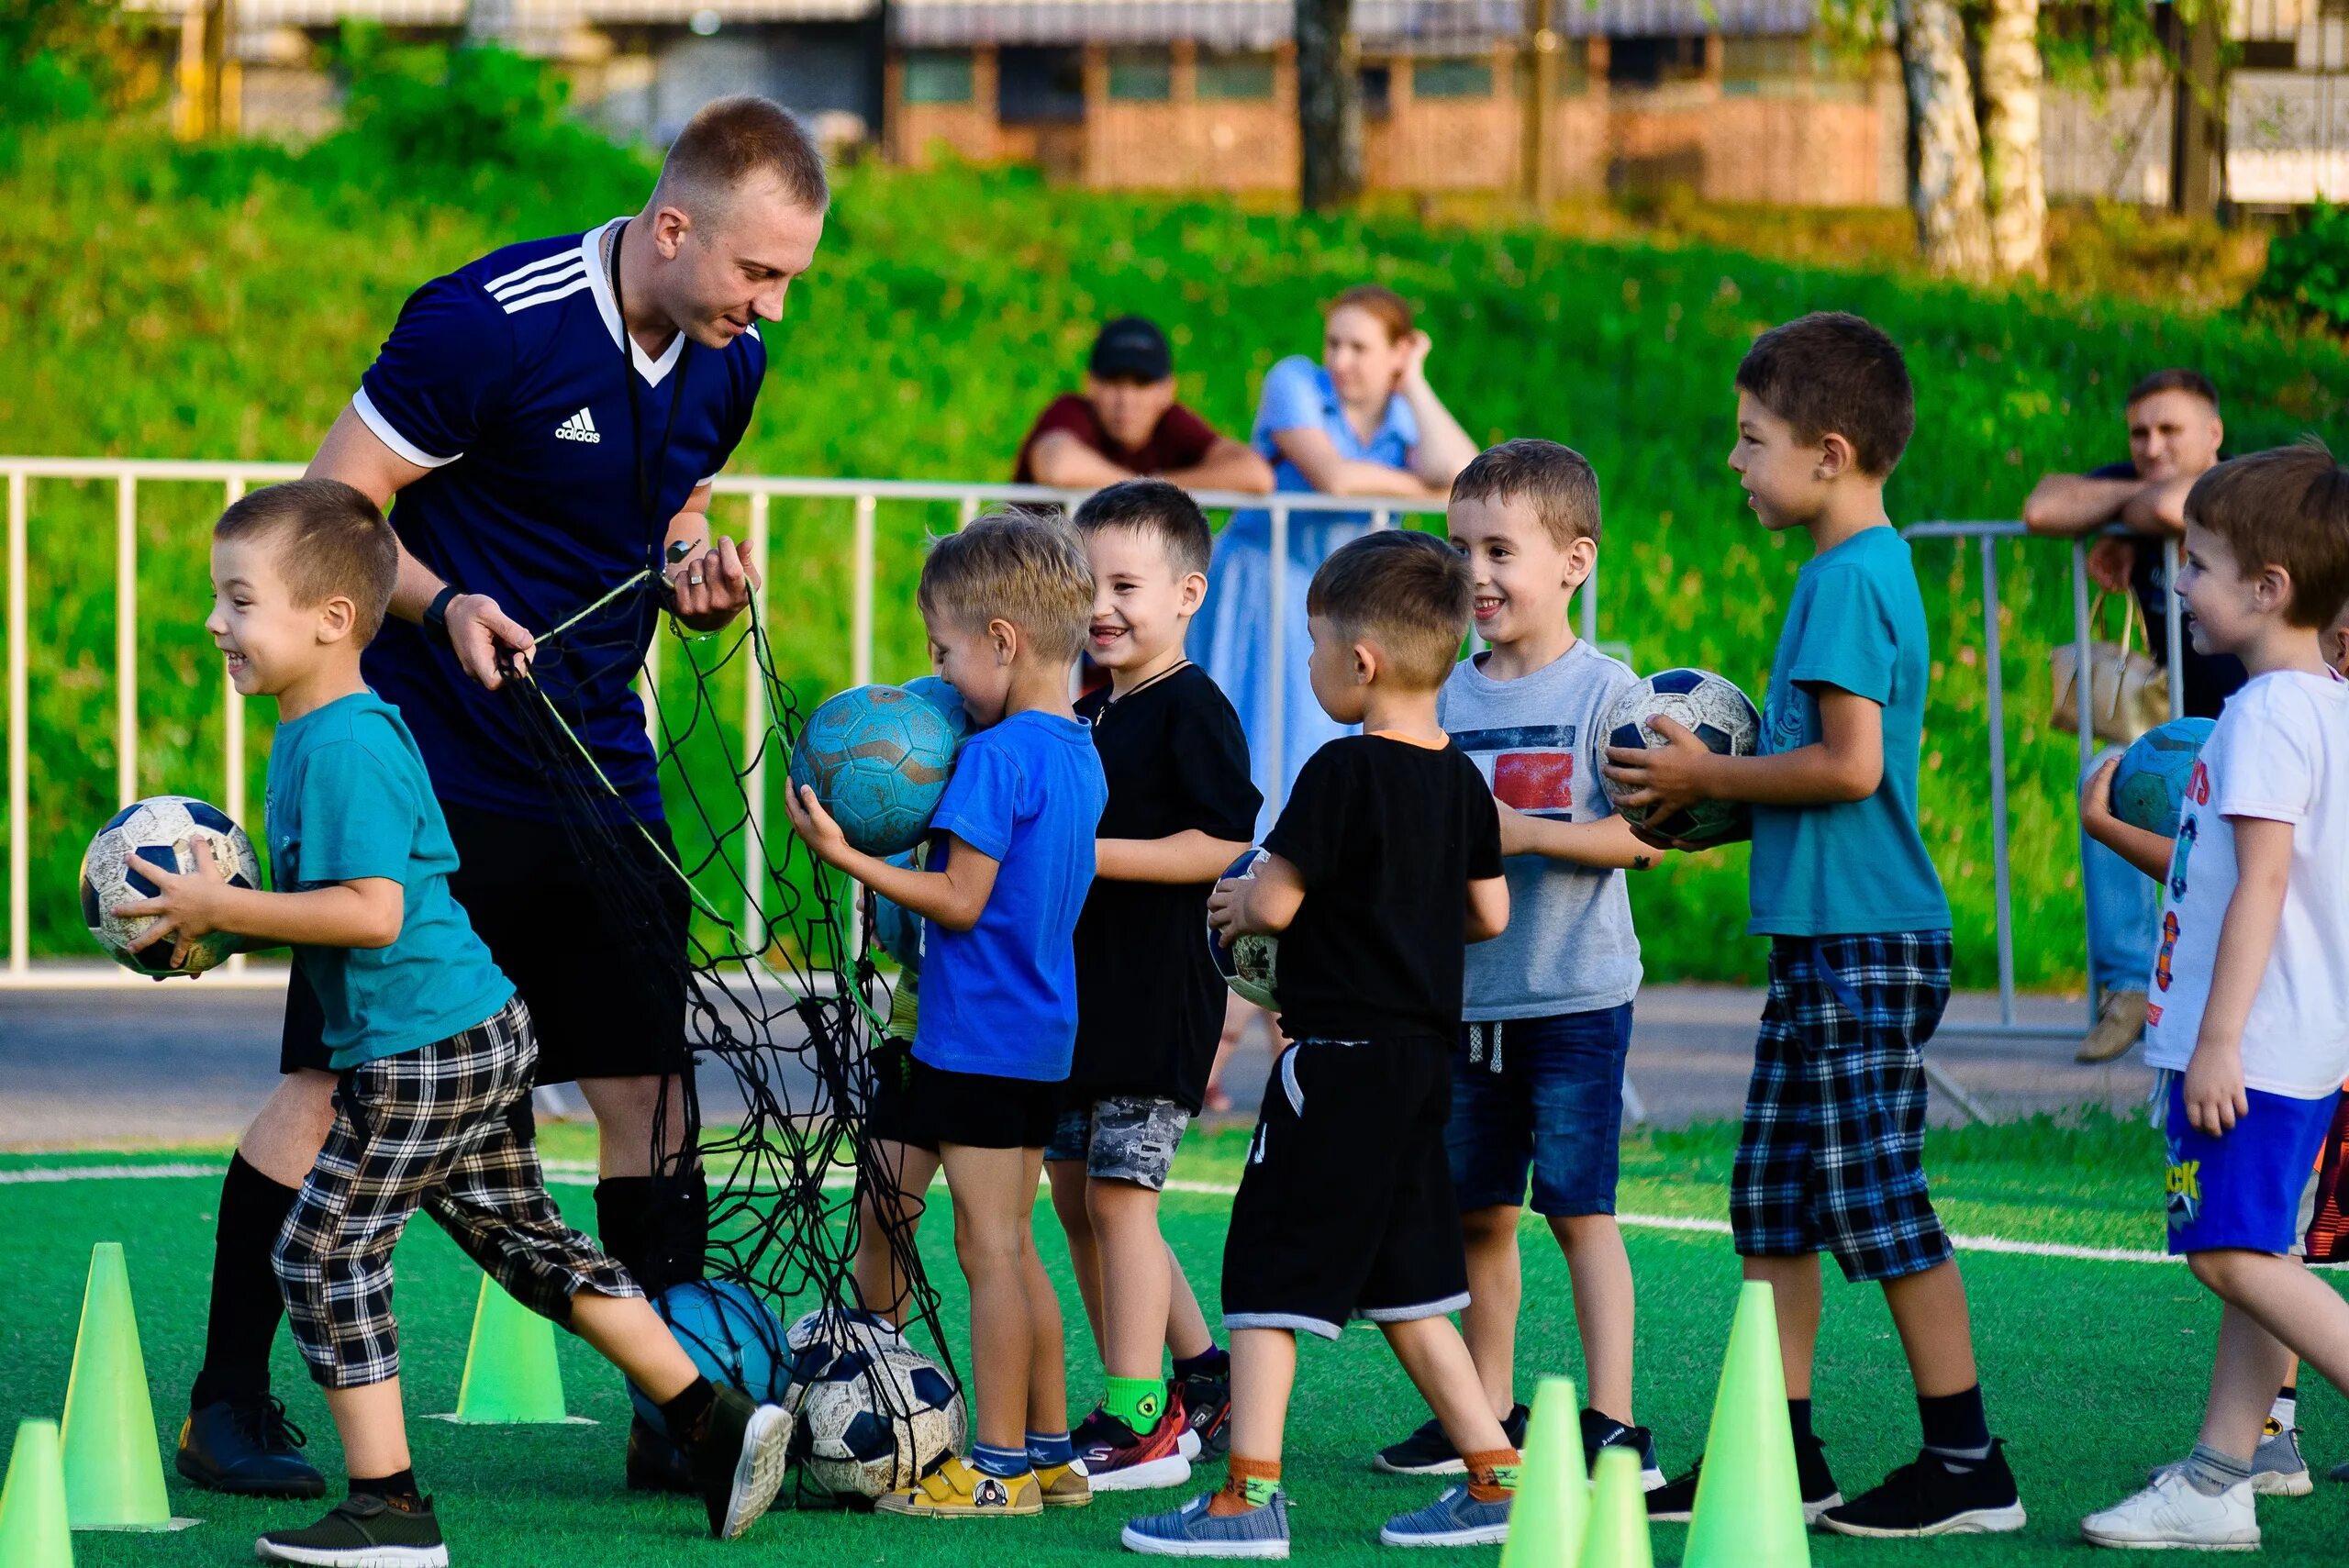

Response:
(918, 508), (1096, 662)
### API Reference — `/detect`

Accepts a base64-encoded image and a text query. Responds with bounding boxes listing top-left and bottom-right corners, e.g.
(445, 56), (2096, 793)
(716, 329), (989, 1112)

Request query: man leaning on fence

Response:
(2021, 369), (2244, 1064)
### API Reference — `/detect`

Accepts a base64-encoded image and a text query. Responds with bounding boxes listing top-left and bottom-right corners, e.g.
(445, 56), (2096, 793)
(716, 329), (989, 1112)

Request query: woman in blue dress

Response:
(1196, 284), (1479, 826)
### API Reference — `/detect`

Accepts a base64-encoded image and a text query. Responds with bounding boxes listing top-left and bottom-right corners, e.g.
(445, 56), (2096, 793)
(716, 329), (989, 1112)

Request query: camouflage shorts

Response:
(1043, 1094), (1190, 1190)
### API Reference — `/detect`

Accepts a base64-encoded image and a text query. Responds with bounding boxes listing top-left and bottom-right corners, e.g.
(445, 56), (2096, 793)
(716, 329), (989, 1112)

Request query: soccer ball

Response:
(629, 1279), (798, 1445)
(788, 685), (959, 858)
(2111, 717), (2215, 835)
(1206, 848), (1279, 1012)
(900, 675), (974, 754)
(782, 1307), (907, 1390)
(80, 795), (262, 976)
(871, 845), (927, 972)
(794, 1344), (965, 1501)
(1599, 669), (1761, 848)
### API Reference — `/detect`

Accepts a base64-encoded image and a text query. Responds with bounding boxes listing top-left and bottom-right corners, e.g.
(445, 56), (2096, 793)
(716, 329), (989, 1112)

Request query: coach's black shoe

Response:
(1371, 1403), (1531, 1475)
(625, 1415), (696, 1496)
(1817, 1441), (2026, 1538)
(685, 1385), (792, 1539)
(1647, 1435), (1841, 1524)
(177, 1395), (327, 1499)
(254, 1493), (447, 1567)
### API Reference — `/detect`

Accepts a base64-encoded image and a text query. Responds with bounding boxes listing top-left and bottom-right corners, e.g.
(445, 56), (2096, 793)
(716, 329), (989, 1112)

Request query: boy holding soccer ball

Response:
(1122, 529), (1518, 1557)
(117, 481), (793, 1565)
(1369, 439), (1664, 1485)
(787, 510), (1108, 1518)
(1604, 314), (2024, 1537)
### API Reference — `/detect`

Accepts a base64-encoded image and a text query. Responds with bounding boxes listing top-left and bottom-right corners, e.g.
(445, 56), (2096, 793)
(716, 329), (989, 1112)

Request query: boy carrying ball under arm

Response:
(118, 480), (791, 1567)
(1121, 528), (1517, 1559)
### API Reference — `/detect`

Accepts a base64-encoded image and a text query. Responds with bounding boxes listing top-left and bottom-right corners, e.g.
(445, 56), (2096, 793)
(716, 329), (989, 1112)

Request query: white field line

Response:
(0, 1158), (2189, 1266)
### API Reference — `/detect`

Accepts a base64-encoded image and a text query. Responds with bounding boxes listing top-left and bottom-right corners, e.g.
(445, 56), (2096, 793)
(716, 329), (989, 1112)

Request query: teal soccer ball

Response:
(2110, 717), (2216, 835)
(901, 675), (974, 754)
(788, 685), (959, 857)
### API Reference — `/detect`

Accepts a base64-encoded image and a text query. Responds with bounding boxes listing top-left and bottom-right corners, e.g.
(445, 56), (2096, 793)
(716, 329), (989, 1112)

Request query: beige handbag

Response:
(2051, 591), (2167, 744)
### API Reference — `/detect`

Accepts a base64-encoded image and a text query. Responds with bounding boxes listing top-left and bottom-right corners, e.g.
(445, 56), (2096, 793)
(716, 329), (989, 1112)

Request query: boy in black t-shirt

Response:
(1121, 529), (1517, 1558)
(1051, 481), (1263, 1493)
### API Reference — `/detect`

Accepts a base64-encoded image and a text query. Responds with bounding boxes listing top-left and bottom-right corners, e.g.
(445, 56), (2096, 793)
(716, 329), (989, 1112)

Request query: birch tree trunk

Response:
(1896, 0), (1993, 277)
(1980, 0), (2047, 276)
(1297, 0), (1363, 210)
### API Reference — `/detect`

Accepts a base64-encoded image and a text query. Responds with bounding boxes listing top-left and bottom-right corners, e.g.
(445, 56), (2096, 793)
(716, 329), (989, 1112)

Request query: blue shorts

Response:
(2160, 1071), (2341, 1256)
(1445, 1004), (1634, 1218)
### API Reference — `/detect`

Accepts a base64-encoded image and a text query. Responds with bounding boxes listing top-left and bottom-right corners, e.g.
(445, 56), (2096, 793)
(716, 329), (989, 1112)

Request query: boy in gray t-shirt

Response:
(1370, 439), (1667, 1485)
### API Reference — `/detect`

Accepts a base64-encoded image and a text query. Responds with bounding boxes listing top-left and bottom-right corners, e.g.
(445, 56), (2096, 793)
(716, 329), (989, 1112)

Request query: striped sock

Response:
(971, 1442), (1029, 1479)
(1026, 1429), (1074, 1469)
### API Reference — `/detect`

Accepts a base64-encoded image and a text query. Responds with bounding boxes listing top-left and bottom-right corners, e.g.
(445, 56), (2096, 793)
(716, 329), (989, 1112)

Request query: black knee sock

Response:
(662, 1377), (718, 1451)
(1918, 1385), (1992, 1465)
(1786, 1397), (1813, 1448)
(191, 1152), (303, 1412)
(596, 1171), (709, 1300)
(351, 1469), (422, 1508)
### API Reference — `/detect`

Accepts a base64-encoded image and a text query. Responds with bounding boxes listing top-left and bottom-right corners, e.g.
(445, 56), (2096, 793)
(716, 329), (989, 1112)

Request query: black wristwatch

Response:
(421, 584), (462, 650)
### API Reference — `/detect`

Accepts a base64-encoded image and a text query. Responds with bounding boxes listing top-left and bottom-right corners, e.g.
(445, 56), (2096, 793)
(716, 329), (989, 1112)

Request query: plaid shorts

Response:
(1730, 932), (1955, 1284)
(274, 997), (640, 1389)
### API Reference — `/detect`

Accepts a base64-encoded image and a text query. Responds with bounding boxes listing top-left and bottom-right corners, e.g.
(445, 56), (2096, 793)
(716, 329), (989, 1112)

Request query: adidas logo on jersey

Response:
(554, 407), (601, 444)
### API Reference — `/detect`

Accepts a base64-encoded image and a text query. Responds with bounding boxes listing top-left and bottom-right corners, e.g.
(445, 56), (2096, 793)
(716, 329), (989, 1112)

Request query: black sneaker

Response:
(177, 1395), (327, 1499)
(1647, 1435), (1842, 1524)
(254, 1494), (447, 1567)
(1817, 1441), (2026, 1538)
(1579, 1408), (1665, 1490)
(1371, 1403), (1531, 1475)
(684, 1385), (792, 1540)
(625, 1414), (696, 1496)
(1177, 1373), (1231, 1461)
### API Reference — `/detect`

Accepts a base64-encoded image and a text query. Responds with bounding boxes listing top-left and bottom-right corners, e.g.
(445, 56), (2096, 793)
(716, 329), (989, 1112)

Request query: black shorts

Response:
(281, 803), (690, 1085)
(874, 1057), (1061, 1152)
(1220, 1039), (1469, 1340)
(865, 1040), (918, 1147)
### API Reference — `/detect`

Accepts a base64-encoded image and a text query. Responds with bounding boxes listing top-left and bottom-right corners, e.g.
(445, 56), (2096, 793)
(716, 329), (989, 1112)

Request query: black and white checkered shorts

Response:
(274, 997), (640, 1389)
(1730, 932), (1955, 1284)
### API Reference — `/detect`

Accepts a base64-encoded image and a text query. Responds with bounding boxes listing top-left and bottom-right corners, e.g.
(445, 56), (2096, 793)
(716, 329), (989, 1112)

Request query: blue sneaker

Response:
(1121, 1491), (1291, 1558)
(1379, 1484), (1512, 1548)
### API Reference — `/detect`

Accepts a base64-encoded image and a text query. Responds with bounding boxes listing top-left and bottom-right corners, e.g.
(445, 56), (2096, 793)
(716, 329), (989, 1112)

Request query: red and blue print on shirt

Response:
(1451, 725), (1582, 817)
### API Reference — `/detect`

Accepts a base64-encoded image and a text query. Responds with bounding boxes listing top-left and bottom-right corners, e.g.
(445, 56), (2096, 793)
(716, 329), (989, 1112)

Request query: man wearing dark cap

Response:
(1013, 316), (1274, 492)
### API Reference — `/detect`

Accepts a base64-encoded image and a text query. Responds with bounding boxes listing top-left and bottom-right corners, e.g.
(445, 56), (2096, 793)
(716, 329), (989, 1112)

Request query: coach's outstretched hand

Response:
(448, 593), (536, 690)
(667, 536), (761, 632)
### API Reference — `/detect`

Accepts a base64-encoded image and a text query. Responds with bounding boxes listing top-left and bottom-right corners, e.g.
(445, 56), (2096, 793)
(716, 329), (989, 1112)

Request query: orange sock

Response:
(1210, 1455), (1282, 1517)
(1464, 1448), (1521, 1505)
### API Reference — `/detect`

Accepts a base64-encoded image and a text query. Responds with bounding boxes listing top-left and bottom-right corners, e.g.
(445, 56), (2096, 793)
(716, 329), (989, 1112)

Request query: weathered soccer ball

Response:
(1599, 669), (1761, 848)
(1206, 848), (1279, 1012)
(787, 685), (959, 857)
(81, 795), (262, 976)
(872, 845), (927, 972)
(629, 1279), (797, 1445)
(900, 676), (974, 754)
(2111, 717), (2215, 836)
(794, 1343), (965, 1501)
(781, 1307), (907, 1396)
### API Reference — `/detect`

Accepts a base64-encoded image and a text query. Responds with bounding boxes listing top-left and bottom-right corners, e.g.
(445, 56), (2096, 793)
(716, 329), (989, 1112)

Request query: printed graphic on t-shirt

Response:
(1452, 725), (1579, 817)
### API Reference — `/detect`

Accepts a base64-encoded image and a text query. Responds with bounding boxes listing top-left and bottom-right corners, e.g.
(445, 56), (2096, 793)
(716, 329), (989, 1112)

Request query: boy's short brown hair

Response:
(1449, 439), (1602, 549)
(1735, 311), (1915, 477)
(918, 508), (1097, 663)
(1073, 478), (1213, 579)
(214, 479), (400, 645)
(1306, 529), (1471, 690)
(2185, 441), (2349, 629)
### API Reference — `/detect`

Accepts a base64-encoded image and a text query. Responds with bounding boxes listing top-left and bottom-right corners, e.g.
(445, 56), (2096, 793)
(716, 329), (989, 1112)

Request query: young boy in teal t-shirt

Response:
(1604, 314), (2024, 1540)
(117, 481), (791, 1566)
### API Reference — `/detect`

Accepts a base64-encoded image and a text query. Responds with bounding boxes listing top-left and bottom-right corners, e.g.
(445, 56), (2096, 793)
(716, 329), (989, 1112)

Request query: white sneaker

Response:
(2082, 1471), (2259, 1551)
(2148, 1428), (2312, 1500)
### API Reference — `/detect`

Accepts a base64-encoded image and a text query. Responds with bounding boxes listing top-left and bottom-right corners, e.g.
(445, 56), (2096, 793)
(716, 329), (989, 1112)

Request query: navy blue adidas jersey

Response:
(352, 217), (767, 820)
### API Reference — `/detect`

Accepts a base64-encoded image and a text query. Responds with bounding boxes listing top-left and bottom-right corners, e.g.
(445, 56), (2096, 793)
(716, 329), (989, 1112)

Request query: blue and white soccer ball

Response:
(1599, 668), (1761, 848)
(1206, 848), (1279, 1012)
(2111, 717), (2215, 835)
(80, 795), (262, 976)
(787, 685), (960, 858)
(793, 1343), (965, 1501)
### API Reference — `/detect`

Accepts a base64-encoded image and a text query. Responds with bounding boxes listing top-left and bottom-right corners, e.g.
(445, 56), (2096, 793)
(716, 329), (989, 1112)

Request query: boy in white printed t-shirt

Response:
(2074, 442), (2349, 1552)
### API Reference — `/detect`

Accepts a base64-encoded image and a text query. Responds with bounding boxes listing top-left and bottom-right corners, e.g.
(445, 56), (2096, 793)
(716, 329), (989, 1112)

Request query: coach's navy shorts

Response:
(1446, 1004), (1634, 1218)
(1731, 932), (1954, 1284)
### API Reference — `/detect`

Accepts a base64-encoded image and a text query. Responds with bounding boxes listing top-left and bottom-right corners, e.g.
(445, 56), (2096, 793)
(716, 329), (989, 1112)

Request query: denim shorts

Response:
(1444, 1004), (1634, 1218)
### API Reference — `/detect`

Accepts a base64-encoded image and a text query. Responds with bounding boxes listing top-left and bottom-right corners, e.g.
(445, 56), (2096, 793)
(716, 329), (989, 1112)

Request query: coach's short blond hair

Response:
(653, 95), (829, 221)
(918, 509), (1096, 663)
(1307, 529), (1472, 690)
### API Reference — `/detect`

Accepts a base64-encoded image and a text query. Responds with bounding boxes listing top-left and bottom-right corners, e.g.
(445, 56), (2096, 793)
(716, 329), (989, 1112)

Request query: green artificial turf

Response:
(4, 1120), (2344, 1564)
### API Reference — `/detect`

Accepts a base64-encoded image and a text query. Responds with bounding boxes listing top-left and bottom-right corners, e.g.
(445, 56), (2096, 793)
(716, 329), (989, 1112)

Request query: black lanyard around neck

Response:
(605, 218), (690, 571)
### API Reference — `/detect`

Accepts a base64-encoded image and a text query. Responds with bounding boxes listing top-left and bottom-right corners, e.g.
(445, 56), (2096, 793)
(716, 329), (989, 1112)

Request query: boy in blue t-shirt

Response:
(1604, 315), (2023, 1539)
(117, 482), (792, 1566)
(788, 510), (1109, 1519)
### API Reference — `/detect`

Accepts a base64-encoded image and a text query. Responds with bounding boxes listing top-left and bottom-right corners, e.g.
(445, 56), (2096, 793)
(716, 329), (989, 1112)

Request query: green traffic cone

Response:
(0, 1420), (75, 1568)
(1577, 1449), (1653, 1568)
(449, 1276), (571, 1423)
(1498, 1377), (1587, 1568)
(59, 1243), (175, 1530)
(1681, 1281), (1809, 1568)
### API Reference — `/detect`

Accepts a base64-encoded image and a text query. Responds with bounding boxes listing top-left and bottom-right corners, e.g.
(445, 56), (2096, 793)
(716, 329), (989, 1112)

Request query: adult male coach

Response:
(174, 95), (827, 1501)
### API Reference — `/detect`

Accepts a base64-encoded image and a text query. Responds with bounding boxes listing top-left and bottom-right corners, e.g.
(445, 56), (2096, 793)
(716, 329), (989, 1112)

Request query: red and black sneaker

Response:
(1177, 1372), (1230, 1461)
(1073, 1401), (1195, 1493)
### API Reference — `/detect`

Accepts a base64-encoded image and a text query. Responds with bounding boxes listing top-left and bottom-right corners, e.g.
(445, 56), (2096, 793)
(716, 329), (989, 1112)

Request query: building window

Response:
(1720, 35), (1801, 96)
(1197, 49), (1277, 100)
(1359, 61), (1392, 119)
(1553, 39), (1589, 95)
(904, 49), (974, 106)
(2239, 39), (2296, 70)
(1108, 45), (1174, 101)
(1608, 35), (1707, 86)
(1412, 56), (1494, 98)
(999, 45), (1086, 124)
